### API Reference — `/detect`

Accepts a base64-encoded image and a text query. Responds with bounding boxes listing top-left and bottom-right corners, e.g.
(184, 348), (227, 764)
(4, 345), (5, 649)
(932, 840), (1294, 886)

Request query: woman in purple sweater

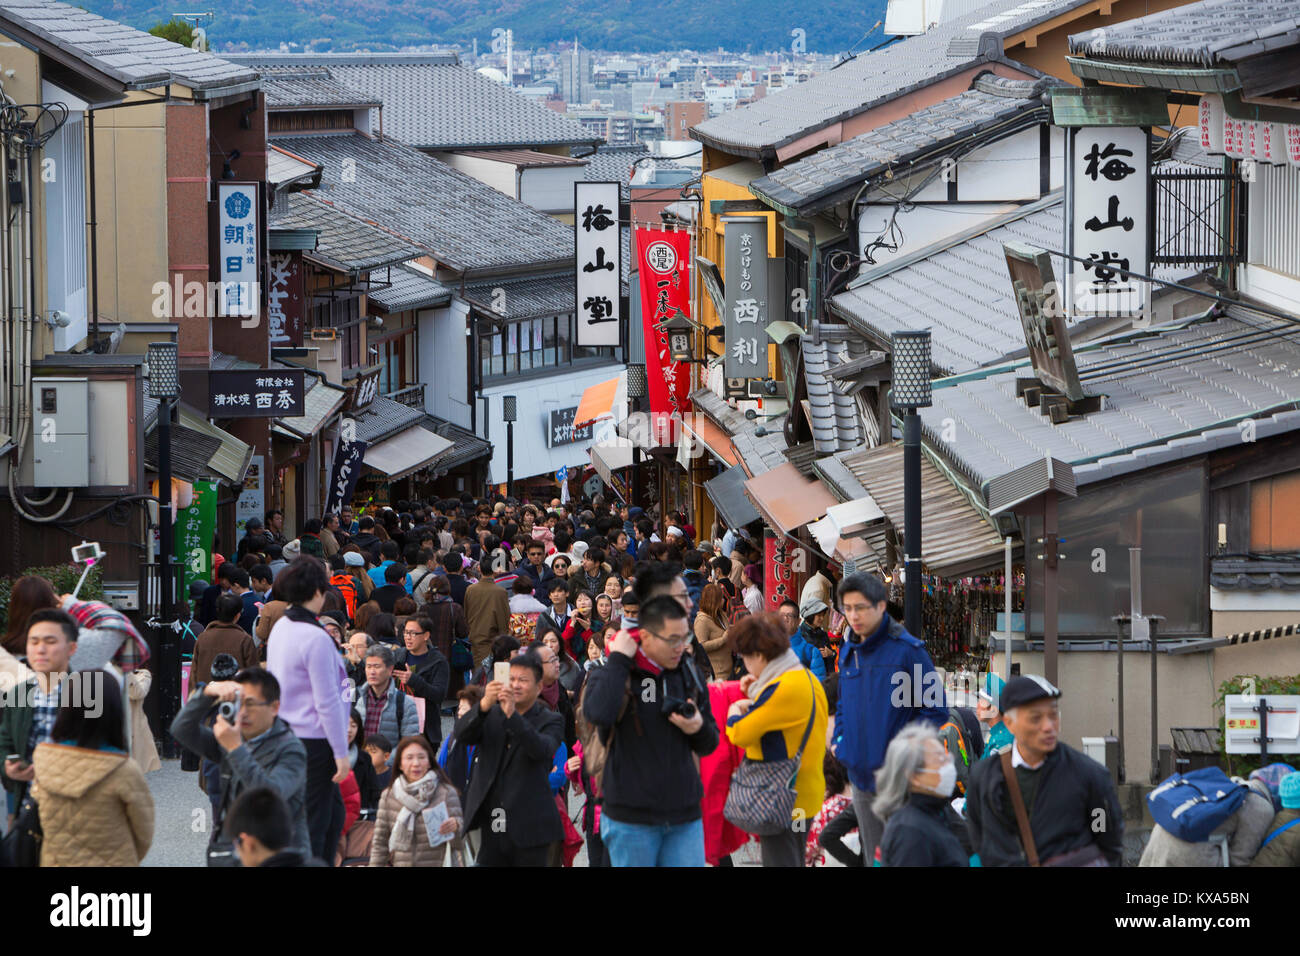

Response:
(266, 557), (351, 862)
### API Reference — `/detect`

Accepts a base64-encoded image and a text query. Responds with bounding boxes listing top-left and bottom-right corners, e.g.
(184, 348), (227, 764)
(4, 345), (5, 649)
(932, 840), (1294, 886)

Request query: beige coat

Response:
(128, 671), (161, 773)
(31, 742), (154, 866)
(695, 613), (732, 680)
(368, 778), (466, 867)
(464, 580), (510, 665)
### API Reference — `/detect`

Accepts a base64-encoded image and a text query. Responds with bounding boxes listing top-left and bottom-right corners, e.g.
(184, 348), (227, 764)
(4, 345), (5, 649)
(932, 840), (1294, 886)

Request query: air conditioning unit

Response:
(31, 377), (89, 487)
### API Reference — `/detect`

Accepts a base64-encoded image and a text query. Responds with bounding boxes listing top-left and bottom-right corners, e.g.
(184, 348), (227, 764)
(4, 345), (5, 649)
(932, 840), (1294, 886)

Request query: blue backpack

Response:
(1148, 768), (1248, 843)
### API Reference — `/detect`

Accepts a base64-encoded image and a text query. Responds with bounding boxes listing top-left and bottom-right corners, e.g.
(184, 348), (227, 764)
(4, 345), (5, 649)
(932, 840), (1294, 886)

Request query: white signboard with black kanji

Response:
(1066, 127), (1149, 318)
(575, 181), (622, 347)
(218, 182), (259, 318)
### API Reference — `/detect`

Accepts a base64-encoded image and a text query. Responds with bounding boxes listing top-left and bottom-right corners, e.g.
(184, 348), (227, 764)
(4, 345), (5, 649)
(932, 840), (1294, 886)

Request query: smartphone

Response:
(494, 661), (511, 685)
(5, 754), (28, 769)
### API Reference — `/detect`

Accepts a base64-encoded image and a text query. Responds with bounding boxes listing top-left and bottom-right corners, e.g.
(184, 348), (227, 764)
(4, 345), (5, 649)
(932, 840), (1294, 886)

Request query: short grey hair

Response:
(364, 644), (395, 667)
(872, 723), (941, 822)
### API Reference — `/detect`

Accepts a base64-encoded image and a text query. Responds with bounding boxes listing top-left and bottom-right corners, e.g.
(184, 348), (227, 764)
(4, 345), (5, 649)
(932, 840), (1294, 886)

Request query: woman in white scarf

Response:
(369, 736), (466, 867)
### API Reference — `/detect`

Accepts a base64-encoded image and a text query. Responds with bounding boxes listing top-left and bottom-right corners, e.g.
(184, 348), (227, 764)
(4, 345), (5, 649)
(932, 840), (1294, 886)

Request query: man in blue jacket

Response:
(833, 572), (946, 865)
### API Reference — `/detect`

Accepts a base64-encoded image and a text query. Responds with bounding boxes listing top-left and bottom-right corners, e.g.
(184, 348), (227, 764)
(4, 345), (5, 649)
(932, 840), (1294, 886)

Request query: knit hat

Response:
(282, 539), (302, 560)
(343, 551), (365, 567)
(800, 596), (828, 619)
(1281, 772), (1300, 810)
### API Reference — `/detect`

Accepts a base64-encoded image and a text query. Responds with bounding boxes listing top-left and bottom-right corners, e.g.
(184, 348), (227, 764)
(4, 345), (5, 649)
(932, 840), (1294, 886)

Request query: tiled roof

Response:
(279, 132), (574, 274)
(351, 394), (425, 445)
(690, 387), (789, 477)
(144, 424), (222, 482)
(423, 417), (492, 471)
(368, 265), (453, 313)
(829, 197), (1065, 375)
(579, 144), (648, 200)
(458, 149), (586, 168)
(0, 0), (259, 93)
(918, 309), (1300, 493)
(751, 75), (1054, 212)
(691, 0), (1087, 155)
(1211, 557), (1300, 591)
(801, 326), (874, 454)
(228, 53), (598, 149)
(1067, 0), (1300, 67)
(269, 191), (427, 273)
(462, 273), (574, 320)
(256, 67), (381, 109)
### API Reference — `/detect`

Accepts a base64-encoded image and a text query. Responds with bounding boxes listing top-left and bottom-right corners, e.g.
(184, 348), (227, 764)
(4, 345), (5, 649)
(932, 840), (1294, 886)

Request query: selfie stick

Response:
(72, 556), (97, 600)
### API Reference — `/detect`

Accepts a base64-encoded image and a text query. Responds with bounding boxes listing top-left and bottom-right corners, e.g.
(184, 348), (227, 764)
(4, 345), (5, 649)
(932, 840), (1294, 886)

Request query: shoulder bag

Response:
(0, 793), (42, 867)
(724, 670), (817, 836)
(998, 749), (1107, 867)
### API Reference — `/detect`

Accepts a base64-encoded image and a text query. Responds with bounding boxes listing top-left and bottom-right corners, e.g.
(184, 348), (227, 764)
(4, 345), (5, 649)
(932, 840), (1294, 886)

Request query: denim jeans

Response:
(601, 816), (706, 867)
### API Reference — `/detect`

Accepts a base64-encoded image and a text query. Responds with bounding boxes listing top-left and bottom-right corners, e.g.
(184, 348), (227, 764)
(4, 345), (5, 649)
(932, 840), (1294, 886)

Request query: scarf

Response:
(65, 599), (150, 669)
(746, 648), (803, 702)
(540, 680), (561, 710)
(388, 770), (440, 853)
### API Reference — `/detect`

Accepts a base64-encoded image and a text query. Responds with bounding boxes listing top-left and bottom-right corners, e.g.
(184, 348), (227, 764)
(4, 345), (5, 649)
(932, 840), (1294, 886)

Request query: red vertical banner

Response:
(636, 228), (693, 443)
(765, 531), (808, 613)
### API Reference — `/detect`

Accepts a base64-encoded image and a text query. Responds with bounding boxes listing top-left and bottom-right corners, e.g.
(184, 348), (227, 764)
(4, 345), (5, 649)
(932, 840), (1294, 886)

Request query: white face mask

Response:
(925, 760), (957, 798)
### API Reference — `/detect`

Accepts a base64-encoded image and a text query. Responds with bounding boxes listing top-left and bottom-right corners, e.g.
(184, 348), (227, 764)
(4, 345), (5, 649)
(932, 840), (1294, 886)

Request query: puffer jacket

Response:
(1251, 808), (1300, 867)
(31, 742), (154, 866)
(1140, 779), (1276, 867)
(368, 777), (467, 867)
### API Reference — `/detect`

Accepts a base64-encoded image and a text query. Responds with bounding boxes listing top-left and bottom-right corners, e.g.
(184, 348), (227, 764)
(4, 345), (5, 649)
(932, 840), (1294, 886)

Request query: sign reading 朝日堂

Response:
(723, 217), (768, 380)
(217, 182), (260, 319)
(574, 181), (623, 348)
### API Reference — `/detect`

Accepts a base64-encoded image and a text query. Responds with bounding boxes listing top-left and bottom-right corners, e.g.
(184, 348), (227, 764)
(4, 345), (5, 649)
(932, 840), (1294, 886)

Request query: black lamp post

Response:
(147, 341), (181, 756)
(890, 331), (931, 641)
(625, 363), (648, 503)
(503, 395), (517, 499)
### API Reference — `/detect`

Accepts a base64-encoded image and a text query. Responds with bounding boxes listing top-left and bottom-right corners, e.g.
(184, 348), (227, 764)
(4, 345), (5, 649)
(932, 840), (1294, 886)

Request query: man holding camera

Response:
(171, 666), (311, 864)
(582, 588), (718, 867)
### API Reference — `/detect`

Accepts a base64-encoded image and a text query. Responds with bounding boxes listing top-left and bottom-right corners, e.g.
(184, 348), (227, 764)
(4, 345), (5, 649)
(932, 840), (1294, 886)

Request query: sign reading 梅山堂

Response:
(218, 182), (259, 319)
(723, 217), (768, 380)
(549, 406), (594, 448)
(575, 181), (622, 347)
(1066, 127), (1149, 318)
(207, 369), (306, 418)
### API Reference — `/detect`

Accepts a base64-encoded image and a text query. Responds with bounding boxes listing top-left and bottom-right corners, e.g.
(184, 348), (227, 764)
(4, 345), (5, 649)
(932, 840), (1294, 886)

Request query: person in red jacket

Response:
(700, 679), (751, 866)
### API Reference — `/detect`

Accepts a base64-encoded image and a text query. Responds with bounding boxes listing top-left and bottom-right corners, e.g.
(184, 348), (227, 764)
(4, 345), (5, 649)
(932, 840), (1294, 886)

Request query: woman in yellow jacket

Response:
(724, 613), (827, 867)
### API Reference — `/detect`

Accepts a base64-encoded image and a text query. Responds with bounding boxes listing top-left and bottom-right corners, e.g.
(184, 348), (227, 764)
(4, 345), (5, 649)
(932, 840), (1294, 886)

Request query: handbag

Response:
(0, 793), (42, 867)
(723, 670), (817, 837)
(450, 638), (474, 672)
(998, 750), (1109, 867)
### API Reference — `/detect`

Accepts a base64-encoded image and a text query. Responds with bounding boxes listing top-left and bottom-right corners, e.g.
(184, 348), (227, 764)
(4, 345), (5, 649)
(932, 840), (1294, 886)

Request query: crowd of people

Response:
(0, 492), (1298, 869)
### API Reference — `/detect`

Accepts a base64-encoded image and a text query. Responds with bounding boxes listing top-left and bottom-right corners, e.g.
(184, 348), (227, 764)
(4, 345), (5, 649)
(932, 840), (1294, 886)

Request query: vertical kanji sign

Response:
(575, 181), (622, 347)
(636, 228), (694, 436)
(1066, 127), (1149, 318)
(217, 182), (259, 319)
(764, 531), (808, 614)
(723, 216), (768, 380)
(175, 480), (217, 598)
(268, 251), (305, 346)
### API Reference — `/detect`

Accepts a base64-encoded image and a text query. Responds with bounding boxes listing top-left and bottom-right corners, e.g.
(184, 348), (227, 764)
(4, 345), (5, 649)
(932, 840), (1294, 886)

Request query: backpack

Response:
(574, 673), (638, 791)
(1148, 767), (1248, 843)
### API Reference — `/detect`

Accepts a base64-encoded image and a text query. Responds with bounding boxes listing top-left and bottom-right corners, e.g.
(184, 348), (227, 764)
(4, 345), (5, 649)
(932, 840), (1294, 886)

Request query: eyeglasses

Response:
(641, 629), (691, 650)
(404, 629), (428, 637)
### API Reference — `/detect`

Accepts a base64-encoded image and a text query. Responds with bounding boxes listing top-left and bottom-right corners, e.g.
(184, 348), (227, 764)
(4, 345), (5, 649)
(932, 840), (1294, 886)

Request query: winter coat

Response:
(420, 595), (467, 665)
(880, 791), (968, 867)
(127, 670), (161, 774)
(835, 613), (947, 792)
(695, 613), (733, 680)
(369, 777), (467, 867)
(353, 680), (420, 744)
(789, 625), (827, 679)
(725, 666), (827, 822)
(464, 579), (510, 665)
(31, 742), (154, 866)
(1251, 808), (1300, 867)
(191, 621), (260, 687)
(701, 681), (750, 865)
(1140, 779), (1276, 867)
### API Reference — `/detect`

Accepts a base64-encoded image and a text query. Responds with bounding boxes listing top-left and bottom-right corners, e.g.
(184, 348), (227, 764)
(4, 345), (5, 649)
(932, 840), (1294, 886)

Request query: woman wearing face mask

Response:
(873, 723), (967, 867)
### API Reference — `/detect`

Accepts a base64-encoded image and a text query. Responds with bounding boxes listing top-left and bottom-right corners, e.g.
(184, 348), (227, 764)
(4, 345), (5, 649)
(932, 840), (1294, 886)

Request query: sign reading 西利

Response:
(206, 369), (305, 418)
(723, 217), (769, 379)
(548, 406), (594, 448)
(1066, 126), (1149, 318)
(636, 228), (694, 426)
(217, 183), (260, 319)
(268, 251), (305, 346)
(575, 181), (622, 347)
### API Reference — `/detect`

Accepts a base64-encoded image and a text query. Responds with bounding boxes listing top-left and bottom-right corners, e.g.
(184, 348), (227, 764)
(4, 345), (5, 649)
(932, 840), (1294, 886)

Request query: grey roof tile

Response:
(462, 273), (575, 320)
(801, 327), (875, 454)
(919, 309), (1300, 492)
(691, 0), (1087, 155)
(269, 192), (426, 273)
(423, 417), (492, 471)
(275, 132), (574, 274)
(368, 265), (453, 313)
(830, 198), (1065, 375)
(0, 0), (259, 92)
(256, 67), (382, 109)
(351, 394), (425, 444)
(751, 75), (1055, 212)
(1067, 0), (1300, 67)
(227, 52), (598, 149)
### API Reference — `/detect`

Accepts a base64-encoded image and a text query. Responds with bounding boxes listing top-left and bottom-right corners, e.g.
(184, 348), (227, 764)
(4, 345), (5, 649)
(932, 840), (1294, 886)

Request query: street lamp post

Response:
(503, 395), (517, 499)
(890, 331), (932, 642)
(147, 341), (180, 756)
(625, 364), (648, 504)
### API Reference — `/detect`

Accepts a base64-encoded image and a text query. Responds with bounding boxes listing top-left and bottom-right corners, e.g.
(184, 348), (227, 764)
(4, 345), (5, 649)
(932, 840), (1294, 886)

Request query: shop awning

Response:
(743, 462), (839, 539)
(275, 376), (348, 440)
(681, 413), (740, 467)
(574, 374), (624, 430)
(832, 443), (1007, 577)
(618, 411), (678, 451)
(177, 405), (253, 484)
(590, 439), (635, 486)
(704, 464), (760, 530)
(808, 499), (886, 573)
(363, 426), (454, 482)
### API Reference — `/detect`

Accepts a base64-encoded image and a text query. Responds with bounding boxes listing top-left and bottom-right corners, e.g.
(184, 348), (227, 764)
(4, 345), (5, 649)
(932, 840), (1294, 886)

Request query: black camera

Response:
(661, 695), (698, 720)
